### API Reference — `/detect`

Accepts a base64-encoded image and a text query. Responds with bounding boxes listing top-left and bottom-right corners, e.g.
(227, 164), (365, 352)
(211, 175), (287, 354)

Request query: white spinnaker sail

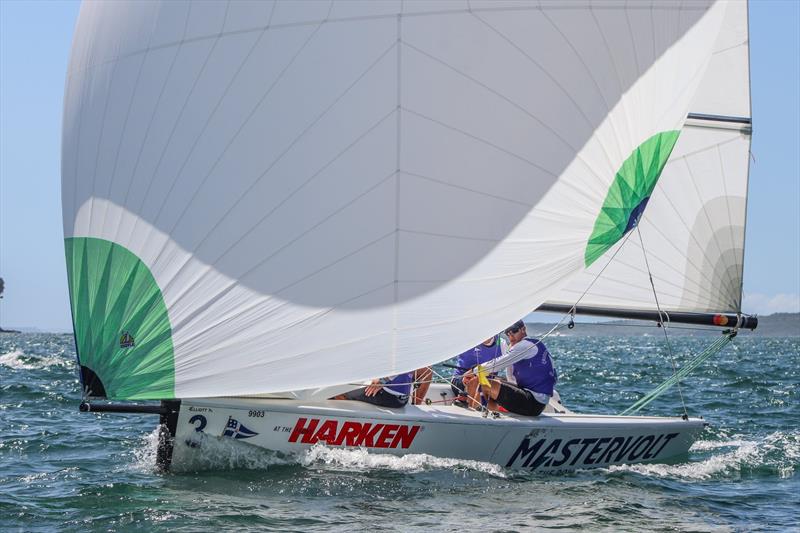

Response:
(62, 0), (728, 399)
(544, 0), (750, 315)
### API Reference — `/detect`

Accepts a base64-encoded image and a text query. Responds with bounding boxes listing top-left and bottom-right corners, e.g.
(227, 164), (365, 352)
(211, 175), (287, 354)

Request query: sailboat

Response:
(62, 0), (756, 472)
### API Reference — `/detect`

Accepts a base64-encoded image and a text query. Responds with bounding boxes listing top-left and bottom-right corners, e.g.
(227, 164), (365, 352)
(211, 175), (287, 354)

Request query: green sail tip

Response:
(585, 130), (680, 267)
(65, 237), (175, 400)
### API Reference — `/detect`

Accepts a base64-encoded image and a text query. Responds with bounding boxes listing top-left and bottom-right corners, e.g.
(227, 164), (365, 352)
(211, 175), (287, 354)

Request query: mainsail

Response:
(540, 0), (752, 326)
(62, 0), (730, 400)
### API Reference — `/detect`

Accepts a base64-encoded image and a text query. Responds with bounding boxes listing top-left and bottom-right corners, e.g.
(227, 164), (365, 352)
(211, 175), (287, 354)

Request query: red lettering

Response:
(312, 420), (339, 444)
(289, 418), (320, 443)
(333, 421), (362, 446)
(392, 425), (421, 448)
(376, 424), (399, 448)
(290, 419), (421, 449)
(354, 423), (383, 447)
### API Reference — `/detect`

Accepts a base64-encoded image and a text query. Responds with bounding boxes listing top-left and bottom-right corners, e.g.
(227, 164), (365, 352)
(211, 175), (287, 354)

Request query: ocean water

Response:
(0, 332), (797, 532)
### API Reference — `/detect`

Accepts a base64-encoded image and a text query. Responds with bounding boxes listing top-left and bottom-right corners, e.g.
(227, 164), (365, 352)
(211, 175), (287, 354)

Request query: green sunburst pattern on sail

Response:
(65, 237), (175, 399)
(585, 131), (681, 267)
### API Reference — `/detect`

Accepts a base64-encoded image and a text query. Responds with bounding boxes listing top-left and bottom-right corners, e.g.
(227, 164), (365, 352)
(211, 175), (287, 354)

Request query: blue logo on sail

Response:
(221, 416), (258, 439)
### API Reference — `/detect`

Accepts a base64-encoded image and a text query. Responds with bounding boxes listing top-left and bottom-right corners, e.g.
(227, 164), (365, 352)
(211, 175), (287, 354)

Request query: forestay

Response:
(543, 0), (751, 317)
(62, 0), (729, 400)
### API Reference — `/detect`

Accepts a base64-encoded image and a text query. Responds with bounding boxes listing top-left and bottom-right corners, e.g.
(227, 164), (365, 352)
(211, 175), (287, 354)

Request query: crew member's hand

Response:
(364, 379), (383, 397)
(462, 371), (475, 386)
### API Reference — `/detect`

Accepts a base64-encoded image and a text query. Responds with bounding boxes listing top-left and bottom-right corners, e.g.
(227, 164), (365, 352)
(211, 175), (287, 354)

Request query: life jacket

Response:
(454, 336), (503, 375)
(382, 371), (415, 397)
(511, 338), (557, 396)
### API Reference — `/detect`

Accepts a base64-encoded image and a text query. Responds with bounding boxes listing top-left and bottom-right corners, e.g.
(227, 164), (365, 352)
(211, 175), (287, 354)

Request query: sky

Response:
(1, 0), (798, 332)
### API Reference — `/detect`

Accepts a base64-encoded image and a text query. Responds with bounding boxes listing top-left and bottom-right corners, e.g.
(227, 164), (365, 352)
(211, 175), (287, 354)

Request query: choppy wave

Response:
(155, 434), (507, 477)
(141, 430), (295, 473)
(3, 333), (798, 531)
(0, 349), (70, 370)
(606, 431), (799, 480)
(299, 444), (508, 477)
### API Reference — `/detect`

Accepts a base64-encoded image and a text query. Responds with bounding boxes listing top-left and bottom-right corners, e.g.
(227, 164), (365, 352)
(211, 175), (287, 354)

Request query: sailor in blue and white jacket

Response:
(463, 320), (557, 416)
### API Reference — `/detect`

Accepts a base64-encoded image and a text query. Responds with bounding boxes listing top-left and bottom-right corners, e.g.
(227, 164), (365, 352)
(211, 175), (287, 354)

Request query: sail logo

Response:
(222, 416), (258, 439)
(289, 417), (421, 449)
(119, 331), (135, 348)
(506, 432), (680, 470)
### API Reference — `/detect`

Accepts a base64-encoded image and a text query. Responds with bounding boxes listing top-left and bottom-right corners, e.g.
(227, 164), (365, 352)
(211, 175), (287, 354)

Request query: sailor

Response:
(451, 335), (508, 408)
(334, 371), (415, 408)
(462, 320), (557, 416)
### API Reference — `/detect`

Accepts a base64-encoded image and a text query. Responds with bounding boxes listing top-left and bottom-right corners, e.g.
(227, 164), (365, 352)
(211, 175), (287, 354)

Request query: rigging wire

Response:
(619, 331), (735, 415)
(532, 230), (637, 341)
(635, 226), (689, 419)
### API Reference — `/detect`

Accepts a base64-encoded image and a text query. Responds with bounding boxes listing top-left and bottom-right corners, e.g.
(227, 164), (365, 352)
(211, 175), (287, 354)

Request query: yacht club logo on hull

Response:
(222, 416), (258, 439)
(507, 432), (680, 470)
(289, 417), (421, 449)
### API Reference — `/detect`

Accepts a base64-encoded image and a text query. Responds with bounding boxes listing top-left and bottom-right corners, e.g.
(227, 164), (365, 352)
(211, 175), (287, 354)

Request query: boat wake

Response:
(605, 432), (799, 480)
(299, 444), (507, 477)
(134, 428), (506, 477)
(168, 431), (296, 473)
(132, 425), (797, 482)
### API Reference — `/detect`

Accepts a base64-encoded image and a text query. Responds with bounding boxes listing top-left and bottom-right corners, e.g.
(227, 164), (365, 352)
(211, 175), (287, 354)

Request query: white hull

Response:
(169, 386), (705, 473)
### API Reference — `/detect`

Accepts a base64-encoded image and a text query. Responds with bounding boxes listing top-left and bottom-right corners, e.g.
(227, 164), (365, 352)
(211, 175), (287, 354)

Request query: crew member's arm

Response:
(364, 378), (383, 397)
(465, 339), (538, 379)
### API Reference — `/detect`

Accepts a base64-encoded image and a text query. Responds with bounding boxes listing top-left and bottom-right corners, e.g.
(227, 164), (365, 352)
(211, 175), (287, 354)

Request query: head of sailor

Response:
(504, 320), (527, 347)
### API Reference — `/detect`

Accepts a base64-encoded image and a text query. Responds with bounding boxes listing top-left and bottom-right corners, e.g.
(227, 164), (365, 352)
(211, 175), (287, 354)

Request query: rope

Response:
(635, 226), (689, 419)
(619, 332), (734, 415)
(427, 365), (489, 411)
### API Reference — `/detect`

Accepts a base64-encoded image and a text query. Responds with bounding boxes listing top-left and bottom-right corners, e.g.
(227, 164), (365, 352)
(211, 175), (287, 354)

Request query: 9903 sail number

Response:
(249, 410), (265, 418)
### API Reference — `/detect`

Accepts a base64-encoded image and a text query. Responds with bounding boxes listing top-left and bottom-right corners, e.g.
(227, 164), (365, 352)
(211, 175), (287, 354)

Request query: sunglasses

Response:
(505, 326), (522, 335)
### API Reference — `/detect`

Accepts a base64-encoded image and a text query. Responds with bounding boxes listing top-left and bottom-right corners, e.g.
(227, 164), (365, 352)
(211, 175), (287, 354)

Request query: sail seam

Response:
(97, 24), (156, 239)
(537, 8), (622, 173)
(67, 3), (710, 76)
(393, 11), (403, 373)
(678, 156), (728, 267)
(156, 105), (397, 309)
(640, 215), (727, 306)
(114, 10), (192, 245)
(145, 21), (274, 239)
(401, 107), (556, 177)
(275, 231), (396, 299)
(164, 171), (398, 322)
(126, 4), (230, 267)
(682, 151), (743, 308)
(401, 39), (612, 187)
(590, 4), (633, 158)
(651, 164), (732, 293)
(86, 49), (125, 270)
(163, 40), (398, 254)
(402, 171), (533, 208)
(715, 144), (738, 287)
(471, 10), (616, 174)
(140, 16), (333, 298)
